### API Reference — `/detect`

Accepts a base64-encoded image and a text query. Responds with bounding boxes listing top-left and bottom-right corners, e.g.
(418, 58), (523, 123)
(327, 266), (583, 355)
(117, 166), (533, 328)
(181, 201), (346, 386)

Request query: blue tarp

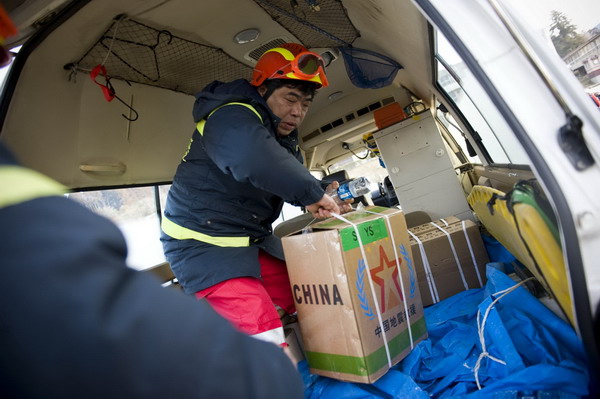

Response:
(300, 265), (589, 398)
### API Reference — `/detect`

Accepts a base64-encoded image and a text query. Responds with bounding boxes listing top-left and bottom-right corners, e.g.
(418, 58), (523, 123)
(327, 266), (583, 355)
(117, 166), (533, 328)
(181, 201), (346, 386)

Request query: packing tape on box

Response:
(430, 221), (469, 290)
(407, 230), (440, 304)
(362, 209), (414, 350)
(462, 220), (483, 287)
(330, 212), (393, 367)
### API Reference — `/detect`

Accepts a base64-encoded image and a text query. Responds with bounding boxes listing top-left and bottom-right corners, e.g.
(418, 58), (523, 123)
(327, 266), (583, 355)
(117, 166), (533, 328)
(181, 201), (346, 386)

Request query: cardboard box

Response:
(282, 206), (427, 383)
(407, 216), (460, 235)
(408, 219), (489, 307)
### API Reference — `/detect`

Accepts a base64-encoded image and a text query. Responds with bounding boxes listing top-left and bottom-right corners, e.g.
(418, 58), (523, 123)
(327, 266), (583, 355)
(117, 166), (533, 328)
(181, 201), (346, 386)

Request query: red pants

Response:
(195, 250), (296, 346)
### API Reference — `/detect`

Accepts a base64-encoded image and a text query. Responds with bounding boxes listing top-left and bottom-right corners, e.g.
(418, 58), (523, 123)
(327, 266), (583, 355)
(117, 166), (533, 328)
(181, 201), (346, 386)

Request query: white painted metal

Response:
(373, 111), (472, 220)
(415, 0), (600, 326)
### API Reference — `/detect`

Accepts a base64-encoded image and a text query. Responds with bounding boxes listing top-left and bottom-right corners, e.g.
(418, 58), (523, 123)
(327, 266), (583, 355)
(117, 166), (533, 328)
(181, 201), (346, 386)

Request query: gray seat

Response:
(274, 212), (319, 238)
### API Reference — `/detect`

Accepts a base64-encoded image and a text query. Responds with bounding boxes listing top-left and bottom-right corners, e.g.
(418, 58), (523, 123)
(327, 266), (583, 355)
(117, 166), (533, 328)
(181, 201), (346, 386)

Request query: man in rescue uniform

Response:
(161, 43), (349, 346)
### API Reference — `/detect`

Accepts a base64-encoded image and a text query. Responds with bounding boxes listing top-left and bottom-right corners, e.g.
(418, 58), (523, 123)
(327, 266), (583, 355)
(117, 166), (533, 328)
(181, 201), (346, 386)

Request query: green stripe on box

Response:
(340, 218), (388, 251)
(305, 317), (426, 376)
(366, 206), (389, 214)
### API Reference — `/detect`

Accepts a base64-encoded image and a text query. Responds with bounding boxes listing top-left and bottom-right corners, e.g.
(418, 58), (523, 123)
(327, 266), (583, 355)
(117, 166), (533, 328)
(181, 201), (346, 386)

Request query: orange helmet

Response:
(250, 43), (329, 88)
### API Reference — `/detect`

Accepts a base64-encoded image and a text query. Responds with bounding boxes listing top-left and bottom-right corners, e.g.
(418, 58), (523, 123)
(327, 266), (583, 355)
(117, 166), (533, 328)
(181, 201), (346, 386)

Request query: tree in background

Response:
(549, 10), (586, 58)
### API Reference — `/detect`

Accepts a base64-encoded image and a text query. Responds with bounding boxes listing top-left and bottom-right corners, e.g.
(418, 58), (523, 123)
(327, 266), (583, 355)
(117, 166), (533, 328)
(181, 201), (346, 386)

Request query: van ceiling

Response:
(1, 0), (433, 189)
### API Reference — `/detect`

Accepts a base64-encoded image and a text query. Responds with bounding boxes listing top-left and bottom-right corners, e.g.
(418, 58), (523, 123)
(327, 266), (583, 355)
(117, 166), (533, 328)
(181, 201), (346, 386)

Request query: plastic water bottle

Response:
(327, 177), (372, 204)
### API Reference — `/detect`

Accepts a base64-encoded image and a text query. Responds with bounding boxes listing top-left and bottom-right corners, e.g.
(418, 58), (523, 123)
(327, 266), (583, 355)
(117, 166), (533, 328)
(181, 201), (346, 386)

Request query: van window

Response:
(272, 171), (321, 228)
(435, 31), (531, 165)
(272, 203), (305, 229)
(327, 149), (389, 187)
(68, 186), (166, 270)
(503, 0), (600, 90)
(434, 100), (481, 165)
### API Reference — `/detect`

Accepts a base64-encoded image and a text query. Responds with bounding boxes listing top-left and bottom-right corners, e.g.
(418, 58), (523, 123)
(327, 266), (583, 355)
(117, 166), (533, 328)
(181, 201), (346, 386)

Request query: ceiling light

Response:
(328, 91), (344, 101)
(234, 29), (260, 44)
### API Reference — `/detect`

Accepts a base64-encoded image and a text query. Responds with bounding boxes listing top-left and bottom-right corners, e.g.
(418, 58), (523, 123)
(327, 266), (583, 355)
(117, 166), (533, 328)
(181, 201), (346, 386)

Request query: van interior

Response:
(1, 0), (598, 395)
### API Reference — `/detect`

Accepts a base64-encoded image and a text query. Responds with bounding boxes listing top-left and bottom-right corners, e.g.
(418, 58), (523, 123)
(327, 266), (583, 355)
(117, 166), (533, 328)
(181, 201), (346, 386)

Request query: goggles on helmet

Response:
(264, 48), (329, 88)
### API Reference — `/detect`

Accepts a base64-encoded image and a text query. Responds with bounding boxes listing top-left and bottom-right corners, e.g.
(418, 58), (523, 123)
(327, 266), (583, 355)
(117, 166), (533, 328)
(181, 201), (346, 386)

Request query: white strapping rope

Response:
(362, 210), (414, 349)
(462, 220), (483, 287)
(408, 230), (440, 304)
(331, 212), (392, 367)
(430, 221), (469, 290)
(474, 277), (534, 389)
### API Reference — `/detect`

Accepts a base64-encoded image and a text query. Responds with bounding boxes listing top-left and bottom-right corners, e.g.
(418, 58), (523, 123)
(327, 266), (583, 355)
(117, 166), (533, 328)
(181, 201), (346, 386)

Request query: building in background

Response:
(564, 24), (600, 86)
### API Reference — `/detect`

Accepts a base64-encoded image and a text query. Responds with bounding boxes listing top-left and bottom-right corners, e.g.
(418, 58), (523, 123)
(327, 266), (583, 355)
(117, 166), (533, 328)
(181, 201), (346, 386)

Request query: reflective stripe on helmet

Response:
(262, 48), (327, 85)
(161, 215), (250, 247)
(265, 47), (295, 61)
(251, 43), (328, 88)
(0, 166), (66, 209)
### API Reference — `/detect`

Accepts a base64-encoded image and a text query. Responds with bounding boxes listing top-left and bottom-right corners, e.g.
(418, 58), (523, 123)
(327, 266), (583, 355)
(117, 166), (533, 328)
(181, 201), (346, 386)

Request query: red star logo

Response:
(369, 244), (404, 313)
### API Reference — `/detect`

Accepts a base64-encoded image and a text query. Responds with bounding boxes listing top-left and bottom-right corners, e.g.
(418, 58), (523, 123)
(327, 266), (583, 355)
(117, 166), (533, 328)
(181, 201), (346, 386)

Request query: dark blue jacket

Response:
(161, 79), (323, 294)
(0, 143), (304, 398)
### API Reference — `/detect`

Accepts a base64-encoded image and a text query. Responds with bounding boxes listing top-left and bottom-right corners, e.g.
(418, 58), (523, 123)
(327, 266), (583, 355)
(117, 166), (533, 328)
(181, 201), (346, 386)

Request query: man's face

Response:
(260, 84), (313, 136)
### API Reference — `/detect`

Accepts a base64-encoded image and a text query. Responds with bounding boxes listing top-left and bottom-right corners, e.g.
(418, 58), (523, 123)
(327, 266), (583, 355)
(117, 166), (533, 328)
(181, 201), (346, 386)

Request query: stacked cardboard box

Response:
(282, 206), (427, 384)
(408, 218), (489, 307)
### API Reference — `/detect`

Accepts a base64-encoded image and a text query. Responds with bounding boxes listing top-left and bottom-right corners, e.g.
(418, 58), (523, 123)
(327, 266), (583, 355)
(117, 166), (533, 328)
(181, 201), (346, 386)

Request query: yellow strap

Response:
(195, 102), (263, 136)
(0, 166), (66, 209)
(161, 215), (250, 247)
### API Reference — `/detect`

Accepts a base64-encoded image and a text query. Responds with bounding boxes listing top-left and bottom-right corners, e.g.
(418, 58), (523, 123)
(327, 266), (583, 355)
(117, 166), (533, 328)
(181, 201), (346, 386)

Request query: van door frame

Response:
(413, 0), (599, 379)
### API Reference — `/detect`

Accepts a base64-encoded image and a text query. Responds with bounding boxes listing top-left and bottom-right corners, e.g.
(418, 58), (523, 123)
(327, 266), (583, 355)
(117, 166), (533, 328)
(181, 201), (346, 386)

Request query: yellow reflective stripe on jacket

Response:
(195, 102), (263, 136)
(161, 215), (250, 247)
(0, 166), (66, 209)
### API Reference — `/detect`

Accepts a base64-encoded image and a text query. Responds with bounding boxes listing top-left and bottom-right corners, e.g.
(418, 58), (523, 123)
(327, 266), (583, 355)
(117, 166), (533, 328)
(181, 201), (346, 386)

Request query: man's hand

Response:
(306, 194), (340, 219)
(324, 181), (354, 214)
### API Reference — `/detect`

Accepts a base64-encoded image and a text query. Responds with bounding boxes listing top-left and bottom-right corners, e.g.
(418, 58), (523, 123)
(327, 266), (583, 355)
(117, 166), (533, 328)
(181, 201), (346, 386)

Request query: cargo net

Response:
(67, 15), (253, 95)
(253, 0), (359, 48)
(339, 47), (403, 89)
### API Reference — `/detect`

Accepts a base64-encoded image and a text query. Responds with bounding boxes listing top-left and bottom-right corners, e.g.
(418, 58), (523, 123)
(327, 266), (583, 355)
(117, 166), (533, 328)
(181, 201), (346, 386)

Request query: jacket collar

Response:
(194, 79), (299, 147)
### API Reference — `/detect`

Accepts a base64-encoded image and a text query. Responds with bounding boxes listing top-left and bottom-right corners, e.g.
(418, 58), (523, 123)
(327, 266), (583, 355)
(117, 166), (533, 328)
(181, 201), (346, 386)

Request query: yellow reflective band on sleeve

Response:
(161, 215), (250, 247)
(195, 102), (263, 136)
(0, 166), (66, 210)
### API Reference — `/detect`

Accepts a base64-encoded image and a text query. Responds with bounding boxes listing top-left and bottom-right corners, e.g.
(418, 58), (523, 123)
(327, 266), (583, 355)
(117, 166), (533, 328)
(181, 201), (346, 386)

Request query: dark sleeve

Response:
(0, 197), (304, 399)
(202, 105), (324, 206)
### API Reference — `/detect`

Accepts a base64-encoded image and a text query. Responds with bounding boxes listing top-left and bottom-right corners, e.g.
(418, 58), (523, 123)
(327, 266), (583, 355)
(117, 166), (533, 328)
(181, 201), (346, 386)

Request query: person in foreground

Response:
(0, 16), (304, 398)
(0, 142), (304, 398)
